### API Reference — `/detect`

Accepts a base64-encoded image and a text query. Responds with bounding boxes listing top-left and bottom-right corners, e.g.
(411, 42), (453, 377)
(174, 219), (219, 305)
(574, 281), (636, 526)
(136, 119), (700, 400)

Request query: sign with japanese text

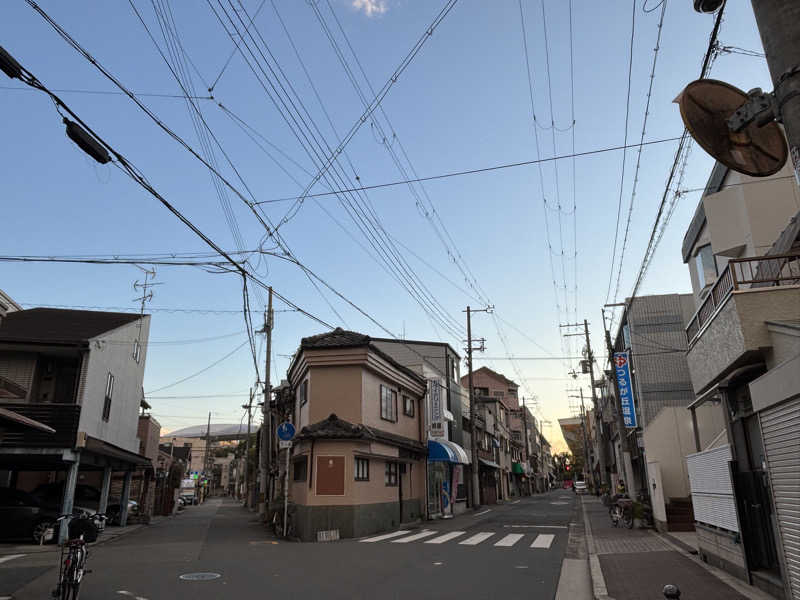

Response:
(613, 352), (637, 428)
(429, 379), (445, 438)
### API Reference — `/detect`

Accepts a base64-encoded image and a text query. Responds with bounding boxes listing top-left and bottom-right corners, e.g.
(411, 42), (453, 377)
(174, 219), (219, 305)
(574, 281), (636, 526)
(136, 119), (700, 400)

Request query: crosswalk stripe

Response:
(425, 531), (466, 544)
(360, 530), (411, 542)
(530, 534), (555, 548)
(392, 530), (438, 543)
(459, 532), (495, 546)
(494, 534), (524, 547)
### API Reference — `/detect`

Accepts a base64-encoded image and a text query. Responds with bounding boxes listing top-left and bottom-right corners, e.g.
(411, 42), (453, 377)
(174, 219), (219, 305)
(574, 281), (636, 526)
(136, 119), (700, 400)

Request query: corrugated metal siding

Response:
(687, 444), (740, 532)
(760, 397), (800, 600)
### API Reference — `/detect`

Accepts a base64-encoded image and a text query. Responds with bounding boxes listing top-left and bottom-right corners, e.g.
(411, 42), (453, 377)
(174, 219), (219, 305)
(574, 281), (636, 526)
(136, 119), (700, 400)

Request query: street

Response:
(1, 490), (579, 600)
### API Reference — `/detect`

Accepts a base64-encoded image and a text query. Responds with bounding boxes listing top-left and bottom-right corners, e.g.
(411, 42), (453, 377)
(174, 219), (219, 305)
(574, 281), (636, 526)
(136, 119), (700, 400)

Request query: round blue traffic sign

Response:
(277, 422), (296, 441)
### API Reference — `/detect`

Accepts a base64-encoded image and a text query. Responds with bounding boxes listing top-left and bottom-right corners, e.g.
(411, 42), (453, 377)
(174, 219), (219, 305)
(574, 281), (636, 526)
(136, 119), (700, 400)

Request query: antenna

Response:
(132, 267), (161, 354)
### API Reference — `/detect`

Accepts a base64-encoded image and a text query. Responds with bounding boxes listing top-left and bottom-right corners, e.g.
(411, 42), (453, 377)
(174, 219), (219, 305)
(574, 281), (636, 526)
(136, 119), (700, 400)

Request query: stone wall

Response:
(294, 499), (422, 542)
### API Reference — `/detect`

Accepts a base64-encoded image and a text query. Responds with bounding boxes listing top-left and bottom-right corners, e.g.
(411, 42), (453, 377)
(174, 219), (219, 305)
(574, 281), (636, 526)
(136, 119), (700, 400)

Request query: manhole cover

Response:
(179, 573), (221, 581)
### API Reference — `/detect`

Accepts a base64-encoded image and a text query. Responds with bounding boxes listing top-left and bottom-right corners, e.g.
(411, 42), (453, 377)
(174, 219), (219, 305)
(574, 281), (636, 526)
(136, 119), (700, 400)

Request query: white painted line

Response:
(504, 524), (568, 529)
(360, 530), (411, 542)
(510, 500), (520, 505)
(392, 530), (438, 543)
(531, 534), (555, 549)
(494, 533), (524, 547)
(0, 554), (25, 564)
(459, 532), (495, 546)
(474, 509), (492, 516)
(425, 531), (466, 544)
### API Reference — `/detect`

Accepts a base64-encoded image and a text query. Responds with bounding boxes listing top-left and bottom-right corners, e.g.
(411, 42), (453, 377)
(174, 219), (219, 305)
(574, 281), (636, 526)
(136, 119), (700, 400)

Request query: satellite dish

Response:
(676, 79), (787, 177)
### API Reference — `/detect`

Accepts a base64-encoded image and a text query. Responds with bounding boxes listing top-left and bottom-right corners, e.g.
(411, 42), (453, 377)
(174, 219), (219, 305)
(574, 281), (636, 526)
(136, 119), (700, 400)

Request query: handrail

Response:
(686, 252), (800, 344)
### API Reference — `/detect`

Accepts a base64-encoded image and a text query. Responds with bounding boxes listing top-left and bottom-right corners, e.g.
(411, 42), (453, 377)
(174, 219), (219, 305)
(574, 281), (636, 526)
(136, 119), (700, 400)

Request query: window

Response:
(403, 395), (414, 417)
(450, 356), (458, 382)
(493, 390), (504, 398)
(380, 385), (397, 422)
(355, 458), (369, 481)
(385, 461), (398, 486)
(694, 244), (717, 287)
(132, 339), (141, 363)
(102, 372), (114, 421)
(293, 456), (308, 482)
(300, 379), (308, 406)
(474, 387), (489, 397)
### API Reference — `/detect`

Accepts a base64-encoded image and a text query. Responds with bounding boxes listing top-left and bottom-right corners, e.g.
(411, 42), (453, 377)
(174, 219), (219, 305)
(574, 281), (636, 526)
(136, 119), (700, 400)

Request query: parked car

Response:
(574, 480), (588, 495)
(179, 492), (197, 506)
(0, 487), (59, 544)
(31, 482), (138, 526)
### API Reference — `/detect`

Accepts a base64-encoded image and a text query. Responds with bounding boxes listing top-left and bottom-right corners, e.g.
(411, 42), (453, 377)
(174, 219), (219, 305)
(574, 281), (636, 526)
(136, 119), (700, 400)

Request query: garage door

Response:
(760, 396), (800, 600)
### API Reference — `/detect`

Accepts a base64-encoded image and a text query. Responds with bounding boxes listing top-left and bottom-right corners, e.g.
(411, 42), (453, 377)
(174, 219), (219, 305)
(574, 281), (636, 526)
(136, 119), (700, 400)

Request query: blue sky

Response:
(1, 1), (771, 450)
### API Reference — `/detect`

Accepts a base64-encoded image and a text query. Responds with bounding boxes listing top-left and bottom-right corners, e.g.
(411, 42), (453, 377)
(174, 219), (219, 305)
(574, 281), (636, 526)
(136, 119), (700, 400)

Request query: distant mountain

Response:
(165, 423), (248, 438)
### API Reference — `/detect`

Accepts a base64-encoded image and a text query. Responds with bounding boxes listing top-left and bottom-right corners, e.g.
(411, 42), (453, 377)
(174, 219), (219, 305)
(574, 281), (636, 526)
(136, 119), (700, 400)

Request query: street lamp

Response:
(693, 0), (723, 13)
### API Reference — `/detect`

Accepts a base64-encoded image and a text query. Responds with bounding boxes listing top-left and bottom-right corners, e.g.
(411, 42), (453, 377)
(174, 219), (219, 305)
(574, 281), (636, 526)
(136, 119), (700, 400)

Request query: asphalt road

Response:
(2, 489), (579, 600)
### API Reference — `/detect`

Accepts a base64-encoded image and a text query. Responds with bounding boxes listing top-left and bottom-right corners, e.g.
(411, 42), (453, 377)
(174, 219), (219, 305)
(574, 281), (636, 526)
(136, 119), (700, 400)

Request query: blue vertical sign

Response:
(613, 352), (638, 428)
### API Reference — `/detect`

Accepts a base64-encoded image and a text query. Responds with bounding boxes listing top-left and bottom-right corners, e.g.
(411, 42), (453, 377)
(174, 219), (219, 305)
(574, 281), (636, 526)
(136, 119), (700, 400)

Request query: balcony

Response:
(0, 403), (80, 448)
(685, 253), (800, 392)
(686, 253), (800, 343)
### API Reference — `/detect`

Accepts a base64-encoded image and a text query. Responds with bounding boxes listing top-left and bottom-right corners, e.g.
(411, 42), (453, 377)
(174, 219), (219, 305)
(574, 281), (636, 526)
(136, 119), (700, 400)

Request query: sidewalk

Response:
(581, 496), (772, 600)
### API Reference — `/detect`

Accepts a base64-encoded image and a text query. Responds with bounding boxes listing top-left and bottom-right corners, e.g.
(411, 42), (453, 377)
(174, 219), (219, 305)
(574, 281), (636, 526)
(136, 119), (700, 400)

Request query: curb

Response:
(581, 497), (613, 600)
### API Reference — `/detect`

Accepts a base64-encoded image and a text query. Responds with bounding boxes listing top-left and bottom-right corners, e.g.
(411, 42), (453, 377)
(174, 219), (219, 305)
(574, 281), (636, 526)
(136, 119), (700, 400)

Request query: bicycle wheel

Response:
(623, 513), (633, 529)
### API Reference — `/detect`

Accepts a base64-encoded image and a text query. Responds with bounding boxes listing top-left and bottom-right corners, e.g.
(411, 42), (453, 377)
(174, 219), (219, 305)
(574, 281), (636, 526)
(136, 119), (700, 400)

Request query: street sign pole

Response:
(276, 421), (295, 536)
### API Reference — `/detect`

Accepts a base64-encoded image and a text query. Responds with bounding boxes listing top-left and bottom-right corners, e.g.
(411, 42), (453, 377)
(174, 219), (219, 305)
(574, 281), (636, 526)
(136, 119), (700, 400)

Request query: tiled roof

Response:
(0, 308), (142, 345)
(297, 328), (425, 385)
(472, 366), (518, 387)
(300, 328), (370, 349)
(298, 414), (425, 452)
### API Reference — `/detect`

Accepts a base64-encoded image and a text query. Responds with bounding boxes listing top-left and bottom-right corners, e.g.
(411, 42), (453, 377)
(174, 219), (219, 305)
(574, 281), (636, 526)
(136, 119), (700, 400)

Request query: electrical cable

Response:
(145, 339), (250, 394)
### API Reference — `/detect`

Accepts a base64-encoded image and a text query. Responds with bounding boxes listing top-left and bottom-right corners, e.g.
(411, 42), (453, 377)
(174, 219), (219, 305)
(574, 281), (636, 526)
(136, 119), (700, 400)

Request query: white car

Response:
(574, 480), (588, 495)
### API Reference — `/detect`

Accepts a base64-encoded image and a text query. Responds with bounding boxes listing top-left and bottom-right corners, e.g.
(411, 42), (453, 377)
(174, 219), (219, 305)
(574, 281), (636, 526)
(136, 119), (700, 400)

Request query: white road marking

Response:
(392, 530), (438, 543)
(425, 531), (466, 544)
(474, 509), (492, 516)
(459, 532), (495, 546)
(514, 565), (528, 569)
(531, 534), (555, 548)
(504, 524), (568, 529)
(0, 554), (25, 564)
(550, 501), (569, 505)
(510, 500), (521, 505)
(494, 533), (524, 547)
(433, 562), (443, 566)
(360, 530), (411, 542)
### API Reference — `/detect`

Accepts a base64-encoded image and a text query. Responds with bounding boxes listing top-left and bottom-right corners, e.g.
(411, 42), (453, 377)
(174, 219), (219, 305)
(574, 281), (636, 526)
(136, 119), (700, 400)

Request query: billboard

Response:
(613, 352), (637, 428)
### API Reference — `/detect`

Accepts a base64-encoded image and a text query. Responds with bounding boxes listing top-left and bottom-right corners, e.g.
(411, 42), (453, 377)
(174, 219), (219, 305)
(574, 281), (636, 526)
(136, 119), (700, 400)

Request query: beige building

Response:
(681, 160), (800, 600)
(286, 329), (427, 542)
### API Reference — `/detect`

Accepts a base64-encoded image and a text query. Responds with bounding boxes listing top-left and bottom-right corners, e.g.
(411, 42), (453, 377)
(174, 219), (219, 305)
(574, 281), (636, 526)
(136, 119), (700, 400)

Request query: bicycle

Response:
(51, 513), (105, 600)
(609, 497), (634, 529)
(269, 501), (295, 539)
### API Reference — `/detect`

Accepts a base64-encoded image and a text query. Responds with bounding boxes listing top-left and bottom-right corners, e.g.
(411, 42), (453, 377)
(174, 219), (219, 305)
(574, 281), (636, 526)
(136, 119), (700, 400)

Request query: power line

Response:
(252, 136), (682, 204)
(19, 302), (296, 314)
(605, 0), (637, 305)
(145, 339), (250, 394)
(611, 0), (667, 305)
(0, 84), (213, 99)
(207, 0), (268, 91)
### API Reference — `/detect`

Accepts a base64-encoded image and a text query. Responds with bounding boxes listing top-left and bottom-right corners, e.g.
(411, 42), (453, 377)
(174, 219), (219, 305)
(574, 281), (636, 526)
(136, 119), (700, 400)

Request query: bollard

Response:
(663, 584), (681, 599)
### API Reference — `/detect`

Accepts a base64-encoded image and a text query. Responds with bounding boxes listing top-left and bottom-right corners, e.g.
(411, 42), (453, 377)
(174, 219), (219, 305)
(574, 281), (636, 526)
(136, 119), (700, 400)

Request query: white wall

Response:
(77, 316), (150, 453)
(642, 406), (696, 501)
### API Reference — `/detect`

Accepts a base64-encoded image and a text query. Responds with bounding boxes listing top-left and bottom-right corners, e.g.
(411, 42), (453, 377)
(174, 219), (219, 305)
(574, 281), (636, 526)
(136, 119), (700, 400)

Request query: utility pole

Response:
(243, 388), (253, 507)
(259, 287), (273, 518)
(464, 305), (491, 510)
(750, 2), (800, 180)
(203, 411), (211, 500)
(601, 309), (636, 493)
(578, 390), (591, 483)
(561, 321), (609, 489)
(520, 400), (531, 494)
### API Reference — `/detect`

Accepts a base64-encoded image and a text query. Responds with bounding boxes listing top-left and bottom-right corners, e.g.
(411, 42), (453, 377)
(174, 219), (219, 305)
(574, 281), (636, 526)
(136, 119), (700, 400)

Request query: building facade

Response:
(681, 161), (800, 600)
(286, 329), (427, 542)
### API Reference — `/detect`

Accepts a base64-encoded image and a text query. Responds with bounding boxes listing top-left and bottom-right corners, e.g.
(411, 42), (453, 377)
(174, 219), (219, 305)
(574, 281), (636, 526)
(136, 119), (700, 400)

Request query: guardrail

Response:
(686, 252), (800, 344)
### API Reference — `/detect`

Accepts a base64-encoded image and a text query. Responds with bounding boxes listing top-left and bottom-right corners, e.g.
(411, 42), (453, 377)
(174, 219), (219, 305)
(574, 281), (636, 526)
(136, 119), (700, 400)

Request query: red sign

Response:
(614, 355), (627, 368)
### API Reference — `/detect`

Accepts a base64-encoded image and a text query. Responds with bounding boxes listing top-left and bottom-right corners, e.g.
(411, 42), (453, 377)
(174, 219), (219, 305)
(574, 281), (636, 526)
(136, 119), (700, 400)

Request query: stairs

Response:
(666, 498), (695, 532)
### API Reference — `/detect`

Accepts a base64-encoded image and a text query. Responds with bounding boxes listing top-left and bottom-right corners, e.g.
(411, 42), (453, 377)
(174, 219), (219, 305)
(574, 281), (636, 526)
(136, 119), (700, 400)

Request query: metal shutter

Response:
(760, 397), (800, 600)
(686, 444), (740, 532)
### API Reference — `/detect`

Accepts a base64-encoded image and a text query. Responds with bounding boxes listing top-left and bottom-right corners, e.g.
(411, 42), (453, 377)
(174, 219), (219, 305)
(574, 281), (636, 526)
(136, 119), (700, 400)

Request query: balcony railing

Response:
(686, 252), (800, 344)
(0, 403), (80, 448)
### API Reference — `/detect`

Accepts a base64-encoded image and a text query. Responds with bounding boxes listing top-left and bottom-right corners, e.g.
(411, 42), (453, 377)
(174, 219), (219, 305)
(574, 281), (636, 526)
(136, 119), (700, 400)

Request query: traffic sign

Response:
(277, 422), (296, 442)
(279, 440), (293, 449)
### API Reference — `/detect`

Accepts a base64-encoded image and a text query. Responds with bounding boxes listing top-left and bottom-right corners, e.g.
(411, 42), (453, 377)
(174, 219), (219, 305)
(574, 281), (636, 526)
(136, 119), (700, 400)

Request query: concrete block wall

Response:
(696, 524), (747, 581)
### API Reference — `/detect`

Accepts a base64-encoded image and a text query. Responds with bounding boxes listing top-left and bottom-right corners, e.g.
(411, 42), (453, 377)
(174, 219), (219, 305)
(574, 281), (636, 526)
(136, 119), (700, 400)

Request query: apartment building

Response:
(681, 160), (800, 599)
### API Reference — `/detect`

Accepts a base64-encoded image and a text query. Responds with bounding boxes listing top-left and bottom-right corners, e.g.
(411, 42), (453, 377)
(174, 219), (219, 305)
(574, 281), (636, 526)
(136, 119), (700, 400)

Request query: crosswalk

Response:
(360, 529), (557, 549)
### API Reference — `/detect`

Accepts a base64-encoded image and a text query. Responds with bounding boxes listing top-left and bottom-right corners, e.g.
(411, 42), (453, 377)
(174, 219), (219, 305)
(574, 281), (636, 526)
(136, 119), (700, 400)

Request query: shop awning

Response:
(512, 462), (525, 475)
(479, 458), (499, 469)
(427, 439), (471, 464)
